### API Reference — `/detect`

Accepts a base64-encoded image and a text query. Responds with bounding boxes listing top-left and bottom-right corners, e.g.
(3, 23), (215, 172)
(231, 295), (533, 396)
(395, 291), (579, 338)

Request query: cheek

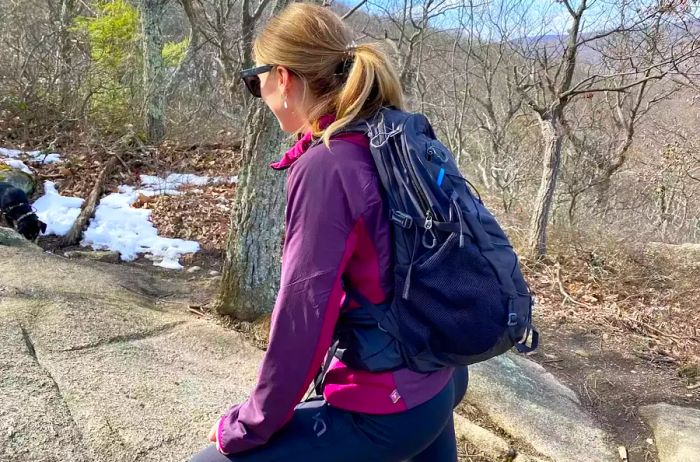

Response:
(258, 75), (305, 133)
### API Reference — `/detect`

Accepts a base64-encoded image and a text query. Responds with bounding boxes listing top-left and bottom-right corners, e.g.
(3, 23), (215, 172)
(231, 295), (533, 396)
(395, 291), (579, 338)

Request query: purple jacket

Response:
(216, 129), (453, 455)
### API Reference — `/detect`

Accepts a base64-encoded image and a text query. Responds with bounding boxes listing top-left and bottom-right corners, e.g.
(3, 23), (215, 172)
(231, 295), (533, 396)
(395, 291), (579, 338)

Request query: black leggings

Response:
(190, 367), (468, 462)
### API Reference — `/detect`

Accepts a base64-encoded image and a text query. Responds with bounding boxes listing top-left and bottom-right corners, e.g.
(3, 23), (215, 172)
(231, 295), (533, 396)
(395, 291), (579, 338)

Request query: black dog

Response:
(0, 181), (47, 241)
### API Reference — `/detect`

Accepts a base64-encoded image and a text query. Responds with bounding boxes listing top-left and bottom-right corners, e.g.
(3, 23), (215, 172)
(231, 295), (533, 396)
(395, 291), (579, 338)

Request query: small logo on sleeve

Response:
(390, 389), (401, 404)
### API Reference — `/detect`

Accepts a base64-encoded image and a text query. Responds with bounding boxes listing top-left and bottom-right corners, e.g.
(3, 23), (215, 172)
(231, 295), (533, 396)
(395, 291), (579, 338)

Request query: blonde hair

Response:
(253, 2), (405, 146)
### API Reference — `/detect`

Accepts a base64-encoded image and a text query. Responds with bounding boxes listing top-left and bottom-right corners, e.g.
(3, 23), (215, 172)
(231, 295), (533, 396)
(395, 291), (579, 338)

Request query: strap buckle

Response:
(391, 210), (413, 229)
(507, 312), (518, 327)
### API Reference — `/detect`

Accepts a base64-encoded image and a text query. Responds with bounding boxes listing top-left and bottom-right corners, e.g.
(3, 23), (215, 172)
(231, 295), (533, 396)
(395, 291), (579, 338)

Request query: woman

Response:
(191, 3), (468, 461)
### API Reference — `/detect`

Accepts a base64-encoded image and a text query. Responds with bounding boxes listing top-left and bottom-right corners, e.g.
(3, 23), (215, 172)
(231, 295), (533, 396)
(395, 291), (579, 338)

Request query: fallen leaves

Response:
(146, 184), (235, 252)
(526, 236), (700, 373)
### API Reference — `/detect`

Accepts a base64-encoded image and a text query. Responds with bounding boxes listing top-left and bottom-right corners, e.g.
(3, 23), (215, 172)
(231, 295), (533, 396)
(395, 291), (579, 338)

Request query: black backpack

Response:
(341, 107), (539, 373)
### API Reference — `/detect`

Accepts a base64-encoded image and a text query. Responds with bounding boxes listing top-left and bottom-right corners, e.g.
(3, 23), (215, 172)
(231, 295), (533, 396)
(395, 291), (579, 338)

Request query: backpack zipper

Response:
(398, 131), (439, 227)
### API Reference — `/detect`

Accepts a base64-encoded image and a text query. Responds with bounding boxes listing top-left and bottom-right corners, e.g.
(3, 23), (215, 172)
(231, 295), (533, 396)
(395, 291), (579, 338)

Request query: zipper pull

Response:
(424, 210), (433, 230)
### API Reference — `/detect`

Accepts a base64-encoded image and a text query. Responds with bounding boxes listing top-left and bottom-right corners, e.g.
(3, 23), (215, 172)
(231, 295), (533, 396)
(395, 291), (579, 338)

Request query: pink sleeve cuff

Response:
(216, 415), (230, 455)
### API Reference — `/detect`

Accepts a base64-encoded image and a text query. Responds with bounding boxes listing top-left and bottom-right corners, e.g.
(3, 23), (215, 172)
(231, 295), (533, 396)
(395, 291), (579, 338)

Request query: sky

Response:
(342, 0), (699, 40)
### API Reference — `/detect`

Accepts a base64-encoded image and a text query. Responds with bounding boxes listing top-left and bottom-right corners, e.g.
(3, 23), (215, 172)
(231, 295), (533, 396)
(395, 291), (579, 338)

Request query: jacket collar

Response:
(270, 114), (335, 170)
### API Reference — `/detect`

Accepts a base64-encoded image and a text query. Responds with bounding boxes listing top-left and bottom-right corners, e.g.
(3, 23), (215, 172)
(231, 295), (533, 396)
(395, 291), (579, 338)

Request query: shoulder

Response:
(288, 136), (377, 191)
(291, 136), (372, 174)
(287, 136), (382, 216)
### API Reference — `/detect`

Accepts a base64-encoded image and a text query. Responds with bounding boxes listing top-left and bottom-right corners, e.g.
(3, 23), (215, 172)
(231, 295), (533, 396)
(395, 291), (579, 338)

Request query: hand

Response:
(208, 417), (220, 443)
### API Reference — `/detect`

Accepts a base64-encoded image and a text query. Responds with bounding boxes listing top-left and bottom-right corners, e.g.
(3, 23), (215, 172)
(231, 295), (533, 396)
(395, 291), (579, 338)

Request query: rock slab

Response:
(466, 353), (617, 462)
(640, 403), (700, 462)
(0, 245), (263, 462)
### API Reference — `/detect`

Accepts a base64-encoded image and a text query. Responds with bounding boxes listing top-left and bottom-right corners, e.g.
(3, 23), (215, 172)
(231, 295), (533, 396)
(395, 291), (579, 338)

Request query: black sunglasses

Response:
(240, 64), (275, 98)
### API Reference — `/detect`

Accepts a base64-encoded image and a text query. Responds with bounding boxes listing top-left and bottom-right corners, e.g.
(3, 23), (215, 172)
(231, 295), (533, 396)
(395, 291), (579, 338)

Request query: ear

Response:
(276, 66), (294, 95)
(39, 220), (47, 234)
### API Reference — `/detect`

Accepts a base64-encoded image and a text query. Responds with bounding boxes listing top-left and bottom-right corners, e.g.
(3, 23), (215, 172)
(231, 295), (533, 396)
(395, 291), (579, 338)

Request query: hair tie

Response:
(335, 40), (357, 77)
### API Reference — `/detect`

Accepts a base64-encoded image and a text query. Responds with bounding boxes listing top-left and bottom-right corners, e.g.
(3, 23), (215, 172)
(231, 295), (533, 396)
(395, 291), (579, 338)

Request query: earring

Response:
(283, 96), (288, 109)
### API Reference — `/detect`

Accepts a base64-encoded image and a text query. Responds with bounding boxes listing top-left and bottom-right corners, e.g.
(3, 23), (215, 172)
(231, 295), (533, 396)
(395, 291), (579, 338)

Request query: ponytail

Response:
(322, 43), (405, 146)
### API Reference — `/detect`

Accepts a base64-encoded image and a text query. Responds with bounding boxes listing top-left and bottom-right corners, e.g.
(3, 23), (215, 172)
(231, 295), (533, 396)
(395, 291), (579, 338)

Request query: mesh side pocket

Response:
(391, 233), (509, 360)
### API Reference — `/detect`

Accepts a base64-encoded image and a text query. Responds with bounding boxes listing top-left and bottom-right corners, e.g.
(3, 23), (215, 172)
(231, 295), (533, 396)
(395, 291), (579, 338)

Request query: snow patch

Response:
(27, 150), (62, 164)
(1, 158), (32, 174)
(0, 148), (22, 158)
(29, 169), (234, 269)
(33, 182), (84, 236)
(0, 147), (62, 164)
(138, 173), (238, 196)
(81, 185), (199, 269)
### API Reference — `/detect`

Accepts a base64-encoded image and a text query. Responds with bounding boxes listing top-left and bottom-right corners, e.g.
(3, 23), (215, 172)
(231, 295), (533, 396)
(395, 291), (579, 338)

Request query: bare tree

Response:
(638, 119), (700, 242)
(141, 0), (168, 142)
(364, 0), (462, 105)
(177, 0), (290, 320)
(452, 5), (534, 213)
(51, 0), (78, 106)
(503, 0), (698, 257)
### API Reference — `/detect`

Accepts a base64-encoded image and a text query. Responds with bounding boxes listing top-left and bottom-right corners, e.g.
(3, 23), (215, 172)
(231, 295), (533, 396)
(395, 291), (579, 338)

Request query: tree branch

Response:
(561, 73), (664, 99)
(252, 0), (274, 22)
(342, 0), (367, 19)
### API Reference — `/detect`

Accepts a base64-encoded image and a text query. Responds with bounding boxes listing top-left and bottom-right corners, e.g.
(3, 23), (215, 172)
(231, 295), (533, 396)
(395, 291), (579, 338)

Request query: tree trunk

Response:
(568, 190), (579, 225)
(657, 184), (669, 242)
(57, 0), (76, 107)
(595, 135), (634, 208)
(528, 116), (564, 258)
(214, 0), (290, 320)
(140, 0), (166, 143)
(215, 104), (287, 320)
